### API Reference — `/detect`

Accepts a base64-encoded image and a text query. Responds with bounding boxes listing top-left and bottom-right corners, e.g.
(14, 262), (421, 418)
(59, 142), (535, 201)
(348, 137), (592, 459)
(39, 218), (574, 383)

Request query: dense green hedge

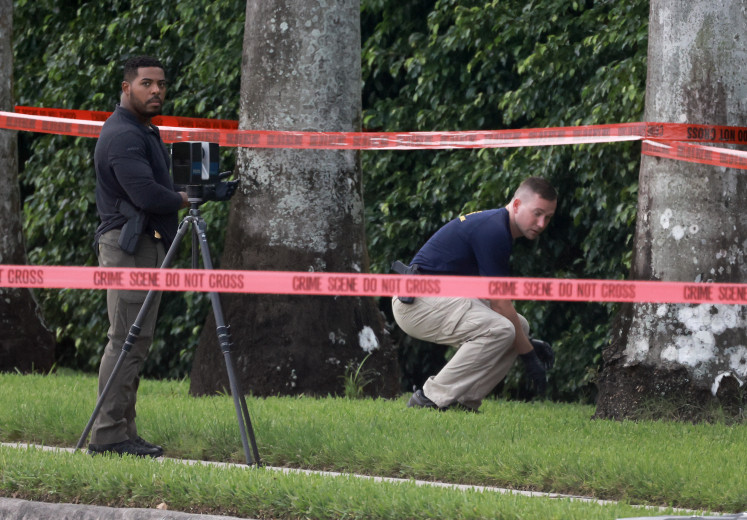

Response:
(13, 0), (648, 400)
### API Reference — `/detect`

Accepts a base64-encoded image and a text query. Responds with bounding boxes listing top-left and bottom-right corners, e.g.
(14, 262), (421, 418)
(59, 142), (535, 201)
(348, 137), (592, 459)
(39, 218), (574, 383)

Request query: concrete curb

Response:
(0, 497), (254, 520)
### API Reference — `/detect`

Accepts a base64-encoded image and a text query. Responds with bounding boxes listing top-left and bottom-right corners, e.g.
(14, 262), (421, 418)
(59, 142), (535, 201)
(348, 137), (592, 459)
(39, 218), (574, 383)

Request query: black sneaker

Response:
(133, 436), (164, 457)
(407, 389), (481, 413)
(407, 389), (441, 409)
(87, 439), (161, 458)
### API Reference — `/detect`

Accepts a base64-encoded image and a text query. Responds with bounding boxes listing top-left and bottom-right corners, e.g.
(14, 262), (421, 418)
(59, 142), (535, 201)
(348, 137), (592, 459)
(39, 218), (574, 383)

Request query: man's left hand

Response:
(204, 180), (239, 202)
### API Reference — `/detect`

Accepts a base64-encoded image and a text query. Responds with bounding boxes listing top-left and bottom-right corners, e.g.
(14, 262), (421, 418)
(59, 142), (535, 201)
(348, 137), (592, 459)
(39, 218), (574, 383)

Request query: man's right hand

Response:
(519, 350), (547, 396)
(530, 338), (555, 370)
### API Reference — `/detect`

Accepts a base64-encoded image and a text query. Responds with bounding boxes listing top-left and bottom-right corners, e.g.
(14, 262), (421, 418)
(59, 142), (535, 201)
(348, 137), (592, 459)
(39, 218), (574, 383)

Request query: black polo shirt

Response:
(94, 105), (183, 249)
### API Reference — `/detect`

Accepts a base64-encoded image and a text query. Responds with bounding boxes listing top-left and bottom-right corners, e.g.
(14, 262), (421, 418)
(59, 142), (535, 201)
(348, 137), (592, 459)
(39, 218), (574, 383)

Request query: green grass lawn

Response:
(1, 371), (745, 518)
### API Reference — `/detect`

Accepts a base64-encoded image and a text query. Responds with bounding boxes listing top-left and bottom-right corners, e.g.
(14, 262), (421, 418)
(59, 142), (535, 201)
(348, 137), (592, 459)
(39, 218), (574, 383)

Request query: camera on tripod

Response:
(172, 141), (238, 202)
(172, 141), (220, 186)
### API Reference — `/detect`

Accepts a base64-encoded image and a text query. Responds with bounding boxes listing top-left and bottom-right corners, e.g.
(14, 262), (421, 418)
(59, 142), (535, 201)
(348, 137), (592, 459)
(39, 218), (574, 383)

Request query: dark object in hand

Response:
(203, 179), (239, 202)
(519, 350), (547, 396)
(530, 338), (555, 370)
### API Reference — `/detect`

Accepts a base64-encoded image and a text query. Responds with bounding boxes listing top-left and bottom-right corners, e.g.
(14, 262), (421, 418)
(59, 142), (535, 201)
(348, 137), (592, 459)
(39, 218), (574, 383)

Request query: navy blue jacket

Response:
(411, 208), (513, 277)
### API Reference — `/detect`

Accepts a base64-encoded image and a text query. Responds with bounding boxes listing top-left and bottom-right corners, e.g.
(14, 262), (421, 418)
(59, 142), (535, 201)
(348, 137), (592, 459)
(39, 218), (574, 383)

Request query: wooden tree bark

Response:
(0, 0), (56, 373)
(190, 0), (400, 397)
(595, 0), (747, 420)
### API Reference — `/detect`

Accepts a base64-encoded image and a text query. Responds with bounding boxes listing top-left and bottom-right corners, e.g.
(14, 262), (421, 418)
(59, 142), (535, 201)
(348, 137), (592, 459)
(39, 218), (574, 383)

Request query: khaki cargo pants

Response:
(90, 228), (165, 445)
(392, 296), (529, 410)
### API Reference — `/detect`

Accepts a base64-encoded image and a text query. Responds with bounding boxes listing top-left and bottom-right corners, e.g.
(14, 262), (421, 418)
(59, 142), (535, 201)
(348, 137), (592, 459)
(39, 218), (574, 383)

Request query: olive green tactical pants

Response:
(90, 229), (165, 445)
(392, 296), (529, 410)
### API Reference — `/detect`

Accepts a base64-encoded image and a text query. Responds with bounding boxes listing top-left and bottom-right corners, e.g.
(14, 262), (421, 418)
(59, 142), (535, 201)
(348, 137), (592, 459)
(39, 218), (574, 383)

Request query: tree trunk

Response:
(595, 0), (747, 421)
(0, 0), (56, 373)
(190, 0), (400, 397)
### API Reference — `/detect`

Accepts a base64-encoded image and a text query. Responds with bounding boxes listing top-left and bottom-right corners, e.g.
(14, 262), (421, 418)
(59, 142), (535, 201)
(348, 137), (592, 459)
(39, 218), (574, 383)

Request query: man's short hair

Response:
(123, 56), (165, 82)
(515, 177), (557, 201)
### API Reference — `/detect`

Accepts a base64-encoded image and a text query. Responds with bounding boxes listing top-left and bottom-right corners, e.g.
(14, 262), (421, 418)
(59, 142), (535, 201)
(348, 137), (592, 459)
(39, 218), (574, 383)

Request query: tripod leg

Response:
(238, 388), (262, 463)
(220, 331), (258, 466)
(76, 220), (193, 451)
(194, 219), (261, 466)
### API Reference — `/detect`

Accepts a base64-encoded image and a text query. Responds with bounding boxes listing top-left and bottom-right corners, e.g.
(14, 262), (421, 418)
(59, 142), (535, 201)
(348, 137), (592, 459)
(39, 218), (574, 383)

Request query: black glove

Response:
(203, 179), (239, 202)
(519, 350), (547, 396)
(530, 338), (555, 370)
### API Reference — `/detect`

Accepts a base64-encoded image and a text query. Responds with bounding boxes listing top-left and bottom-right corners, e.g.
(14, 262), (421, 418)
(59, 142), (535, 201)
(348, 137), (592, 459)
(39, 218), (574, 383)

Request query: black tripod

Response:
(76, 186), (261, 466)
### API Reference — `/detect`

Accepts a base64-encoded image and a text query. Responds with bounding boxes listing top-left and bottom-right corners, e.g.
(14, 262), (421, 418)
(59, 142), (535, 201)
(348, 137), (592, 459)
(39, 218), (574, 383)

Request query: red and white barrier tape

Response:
(1, 265), (745, 305)
(11, 106), (747, 146)
(13, 106), (239, 130)
(2, 108), (746, 298)
(3, 108), (747, 169)
(642, 140), (747, 170)
(1, 110), (644, 149)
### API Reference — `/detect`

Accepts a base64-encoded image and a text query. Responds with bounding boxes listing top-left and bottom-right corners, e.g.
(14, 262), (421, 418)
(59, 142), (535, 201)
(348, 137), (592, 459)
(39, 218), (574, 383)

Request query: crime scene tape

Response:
(0, 110), (644, 148)
(13, 105), (239, 130)
(642, 140), (747, 170)
(12, 106), (747, 146)
(2, 110), (746, 167)
(1, 264), (746, 305)
(2, 109), (747, 301)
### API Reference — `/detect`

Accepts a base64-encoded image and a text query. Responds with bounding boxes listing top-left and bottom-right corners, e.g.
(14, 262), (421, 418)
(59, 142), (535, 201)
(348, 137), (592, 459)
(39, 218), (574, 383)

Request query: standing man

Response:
(392, 177), (557, 412)
(88, 56), (188, 457)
